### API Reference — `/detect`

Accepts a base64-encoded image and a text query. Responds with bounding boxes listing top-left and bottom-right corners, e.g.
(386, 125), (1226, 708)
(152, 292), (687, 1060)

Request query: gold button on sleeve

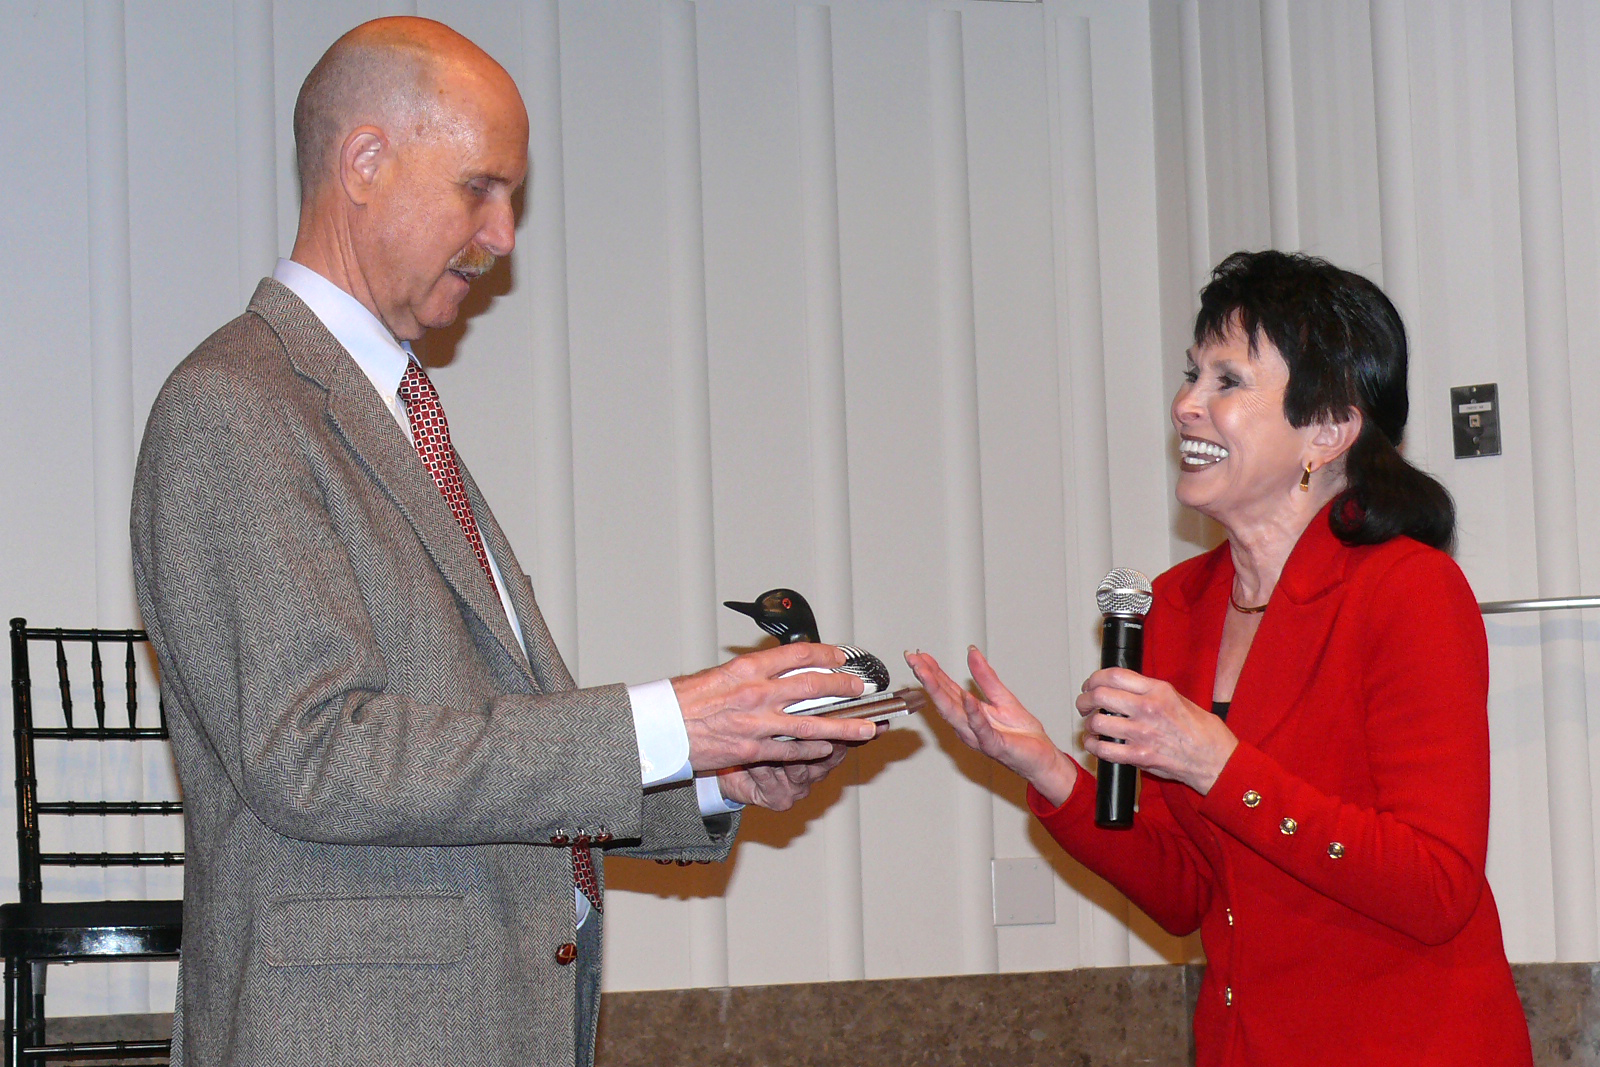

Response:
(1327, 842), (1345, 859)
(1242, 790), (1261, 808)
(1279, 817), (1297, 835)
(1225, 986), (1233, 1006)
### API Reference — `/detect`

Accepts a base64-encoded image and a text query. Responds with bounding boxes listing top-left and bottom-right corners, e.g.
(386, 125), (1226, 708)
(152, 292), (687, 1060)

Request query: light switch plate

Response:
(992, 857), (1056, 926)
(1451, 383), (1501, 458)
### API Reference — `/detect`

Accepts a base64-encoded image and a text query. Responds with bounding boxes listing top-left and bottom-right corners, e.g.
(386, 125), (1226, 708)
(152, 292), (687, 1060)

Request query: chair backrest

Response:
(8, 619), (182, 905)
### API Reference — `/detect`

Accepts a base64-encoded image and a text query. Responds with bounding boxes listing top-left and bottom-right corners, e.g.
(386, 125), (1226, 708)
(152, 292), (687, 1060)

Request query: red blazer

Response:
(1030, 510), (1532, 1066)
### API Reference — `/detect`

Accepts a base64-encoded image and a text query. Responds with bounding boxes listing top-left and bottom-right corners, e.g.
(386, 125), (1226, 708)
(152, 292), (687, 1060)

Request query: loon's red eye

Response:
(781, 597), (792, 609)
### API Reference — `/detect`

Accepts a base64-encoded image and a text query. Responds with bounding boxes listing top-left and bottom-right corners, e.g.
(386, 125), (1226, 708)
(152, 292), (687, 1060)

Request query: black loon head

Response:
(723, 588), (821, 644)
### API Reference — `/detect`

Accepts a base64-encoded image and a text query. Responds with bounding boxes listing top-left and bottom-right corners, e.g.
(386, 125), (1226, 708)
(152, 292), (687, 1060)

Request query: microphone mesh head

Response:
(1096, 568), (1153, 617)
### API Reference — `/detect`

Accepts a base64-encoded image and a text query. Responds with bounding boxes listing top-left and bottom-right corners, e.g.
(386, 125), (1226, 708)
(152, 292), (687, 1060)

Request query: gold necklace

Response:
(1229, 592), (1269, 614)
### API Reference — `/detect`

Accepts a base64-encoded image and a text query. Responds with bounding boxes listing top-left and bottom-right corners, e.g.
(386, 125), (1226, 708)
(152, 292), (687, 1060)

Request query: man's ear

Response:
(1310, 405), (1363, 469)
(338, 126), (388, 206)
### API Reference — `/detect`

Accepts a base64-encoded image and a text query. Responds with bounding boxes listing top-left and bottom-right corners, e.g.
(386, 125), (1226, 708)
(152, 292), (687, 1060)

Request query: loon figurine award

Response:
(723, 588), (919, 727)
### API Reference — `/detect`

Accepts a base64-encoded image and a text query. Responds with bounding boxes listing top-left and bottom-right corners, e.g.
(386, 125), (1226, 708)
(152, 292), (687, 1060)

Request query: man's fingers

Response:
(766, 667), (864, 708)
(776, 710), (877, 743)
(742, 641), (849, 677)
(749, 738), (837, 763)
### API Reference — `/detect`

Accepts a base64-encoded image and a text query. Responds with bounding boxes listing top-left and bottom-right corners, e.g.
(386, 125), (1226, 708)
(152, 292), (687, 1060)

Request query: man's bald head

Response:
(286, 16), (528, 340)
(292, 16), (517, 202)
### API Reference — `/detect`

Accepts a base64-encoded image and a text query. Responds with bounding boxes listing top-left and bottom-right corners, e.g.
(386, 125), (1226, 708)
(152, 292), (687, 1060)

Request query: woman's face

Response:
(1171, 326), (1315, 528)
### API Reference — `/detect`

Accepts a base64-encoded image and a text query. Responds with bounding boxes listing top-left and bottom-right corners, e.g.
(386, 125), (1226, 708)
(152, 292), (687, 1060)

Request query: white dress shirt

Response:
(272, 261), (740, 920)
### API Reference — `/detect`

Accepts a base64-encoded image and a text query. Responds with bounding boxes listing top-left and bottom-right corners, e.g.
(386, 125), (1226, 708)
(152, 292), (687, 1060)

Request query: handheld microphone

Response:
(1093, 568), (1153, 829)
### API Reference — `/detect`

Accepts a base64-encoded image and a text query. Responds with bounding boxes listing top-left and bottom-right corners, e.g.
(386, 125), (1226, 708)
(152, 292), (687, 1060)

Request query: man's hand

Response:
(715, 741), (860, 811)
(673, 643), (876, 773)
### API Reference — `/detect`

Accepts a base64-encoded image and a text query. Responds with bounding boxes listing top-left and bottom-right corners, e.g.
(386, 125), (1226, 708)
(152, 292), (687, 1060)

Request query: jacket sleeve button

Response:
(1279, 817), (1297, 835)
(1327, 842), (1345, 859)
(1242, 790), (1261, 808)
(555, 942), (578, 965)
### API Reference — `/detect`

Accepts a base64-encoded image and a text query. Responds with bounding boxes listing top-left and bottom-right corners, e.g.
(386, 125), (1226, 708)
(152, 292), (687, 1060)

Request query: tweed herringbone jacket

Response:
(132, 279), (735, 1067)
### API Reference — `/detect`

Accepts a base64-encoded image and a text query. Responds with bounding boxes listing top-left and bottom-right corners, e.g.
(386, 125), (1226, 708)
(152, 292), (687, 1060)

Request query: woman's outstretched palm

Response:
(905, 647), (1080, 806)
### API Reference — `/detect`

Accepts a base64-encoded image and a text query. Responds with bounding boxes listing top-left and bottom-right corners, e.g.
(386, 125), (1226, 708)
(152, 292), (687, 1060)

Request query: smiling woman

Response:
(1186, 251), (1457, 554)
(908, 251), (1534, 1066)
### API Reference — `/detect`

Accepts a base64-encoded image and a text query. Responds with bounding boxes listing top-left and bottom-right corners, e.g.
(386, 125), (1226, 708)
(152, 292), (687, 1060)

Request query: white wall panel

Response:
(1285, 2), (1383, 273)
(693, 0), (851, 987)
(554, 0), (697, 994)
(961, 4), (1075, 975)
(234, 0), (279, 307)
(4, 0), (1600, 1018)
(3, 4), (98, 630)
(830, 0), (966, 982)
(1512, 0), (1595, 963)
(1195, 0), (1271, 261)
(84, 0), (147, 1016)
(1553, 0), (1600, 970)
(521, 0), (582, 661)
(660, 0), (728, 988)
(791, 1), (869, 984)
(928, 8), (998, 977)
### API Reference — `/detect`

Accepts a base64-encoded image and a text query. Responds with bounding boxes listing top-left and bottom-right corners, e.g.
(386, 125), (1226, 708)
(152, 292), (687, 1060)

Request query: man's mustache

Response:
(448, 244), (497, 278)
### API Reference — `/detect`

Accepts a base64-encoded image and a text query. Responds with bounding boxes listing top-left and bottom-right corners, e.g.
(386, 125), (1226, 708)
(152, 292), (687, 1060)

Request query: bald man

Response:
(131, 17), (871, 1067)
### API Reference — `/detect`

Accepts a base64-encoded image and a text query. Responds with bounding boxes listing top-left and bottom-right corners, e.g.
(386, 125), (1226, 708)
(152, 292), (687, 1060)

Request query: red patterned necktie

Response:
(396, 362), (498, 598)
(396, 360), (602, 914)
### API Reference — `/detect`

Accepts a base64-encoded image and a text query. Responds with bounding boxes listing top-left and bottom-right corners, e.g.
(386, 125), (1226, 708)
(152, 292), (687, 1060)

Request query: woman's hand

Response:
(905, 648), (1080, 807)
(1075, 668), (1238, 794)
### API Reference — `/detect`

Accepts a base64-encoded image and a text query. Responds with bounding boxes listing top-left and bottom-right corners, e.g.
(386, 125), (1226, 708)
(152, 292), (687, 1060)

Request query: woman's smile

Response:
(1179, 435), (1229, 469)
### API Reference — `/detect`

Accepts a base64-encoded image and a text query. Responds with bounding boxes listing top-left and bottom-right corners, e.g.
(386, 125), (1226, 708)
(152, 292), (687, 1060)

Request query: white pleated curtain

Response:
(3, 0), (1597, 1017)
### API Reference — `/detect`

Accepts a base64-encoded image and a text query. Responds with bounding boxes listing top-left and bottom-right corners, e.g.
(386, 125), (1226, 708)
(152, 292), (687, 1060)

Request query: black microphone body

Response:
(1094, 612), (1144, 829)
(1092, 567), (1152, 829)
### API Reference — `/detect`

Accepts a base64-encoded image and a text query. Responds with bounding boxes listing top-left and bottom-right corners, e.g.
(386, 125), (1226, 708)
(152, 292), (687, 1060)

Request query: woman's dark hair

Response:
(1193, 250), (1455, 551)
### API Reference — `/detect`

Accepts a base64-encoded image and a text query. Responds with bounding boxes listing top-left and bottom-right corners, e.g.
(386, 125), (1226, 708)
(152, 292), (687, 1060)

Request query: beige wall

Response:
(2, 0), (1598, 1017)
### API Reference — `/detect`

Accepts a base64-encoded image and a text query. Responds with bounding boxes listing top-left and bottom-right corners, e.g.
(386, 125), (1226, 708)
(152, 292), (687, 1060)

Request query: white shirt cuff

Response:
(627, 679), (692, 787)
(695, 774), (744, 815)
(627, 679), (744, 816)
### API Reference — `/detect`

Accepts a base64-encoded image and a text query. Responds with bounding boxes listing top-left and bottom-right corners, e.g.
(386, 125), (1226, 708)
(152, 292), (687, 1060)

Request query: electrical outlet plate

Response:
(992, 857), (1056, 926)
(1451, 383), (1501, 459)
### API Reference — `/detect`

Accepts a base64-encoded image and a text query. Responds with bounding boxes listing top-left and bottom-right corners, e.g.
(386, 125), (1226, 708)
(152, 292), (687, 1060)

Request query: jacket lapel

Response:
(1153, 545), (1228, 712)
(456, 464), (545, 687)
(1226, 506), (1350, 745)
(462, 476), (575, 695)
(248, 280), (535, 686)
